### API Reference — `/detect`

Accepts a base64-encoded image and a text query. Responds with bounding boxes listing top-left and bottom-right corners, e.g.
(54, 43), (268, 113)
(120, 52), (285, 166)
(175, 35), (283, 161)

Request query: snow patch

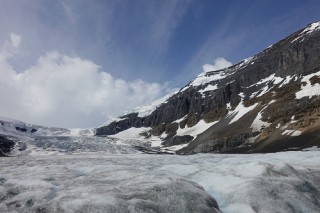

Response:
(149, 136), (164, 148)
(163, 143), (189, 152)
(109, 127), (164, 148)
(295, 71), (320, 99)
(251, 111), (271, 131)
(239, 92), (245, 98)
(303, 146), (320, 151)
(282, 130), (301, 136)
(279, 75), (294, 87)
(291, 130), (302, 136)
(110, 127), (151, 140)
(176, 120), (218, 138)
(226, 103), (231, 110)
(256, 85), (270, 97)
(190, 72), (227, 87)
(173, 115), (188, 124)
(249, 90), (259, 98)
(251, 74), (284, 89)
(235, 56), (255, 69)
(198, 84), (218, 93)
(228, 101), (258, 124)
(101, 117), (128, 127)
(292, 21), (320, 43)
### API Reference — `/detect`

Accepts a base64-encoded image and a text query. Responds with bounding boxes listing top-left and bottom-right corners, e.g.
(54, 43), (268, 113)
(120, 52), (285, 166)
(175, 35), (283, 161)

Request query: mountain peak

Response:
(96, 20), (320, 154)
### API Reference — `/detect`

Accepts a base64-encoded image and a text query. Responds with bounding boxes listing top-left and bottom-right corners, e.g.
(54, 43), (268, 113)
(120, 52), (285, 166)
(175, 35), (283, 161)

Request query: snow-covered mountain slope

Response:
(96, 20), (320, 154)
(0, 117), (92, 138)
(0, 117), (145, 156)
(0, 117), (39, 139)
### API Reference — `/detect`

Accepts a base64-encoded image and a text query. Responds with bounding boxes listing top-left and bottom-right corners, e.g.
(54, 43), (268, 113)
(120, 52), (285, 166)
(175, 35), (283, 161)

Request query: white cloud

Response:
(10, 33), (21, 48)
(202, 57), (232, 73)
(0, 37), (168, 128)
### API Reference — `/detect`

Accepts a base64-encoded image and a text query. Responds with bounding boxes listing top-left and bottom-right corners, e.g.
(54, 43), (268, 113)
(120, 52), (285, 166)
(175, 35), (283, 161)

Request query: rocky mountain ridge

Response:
(96, 20), (320, 154)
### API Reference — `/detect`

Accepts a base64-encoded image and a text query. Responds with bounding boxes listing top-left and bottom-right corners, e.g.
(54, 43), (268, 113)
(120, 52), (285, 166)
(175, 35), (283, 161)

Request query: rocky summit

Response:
(96, 20), (320, 154)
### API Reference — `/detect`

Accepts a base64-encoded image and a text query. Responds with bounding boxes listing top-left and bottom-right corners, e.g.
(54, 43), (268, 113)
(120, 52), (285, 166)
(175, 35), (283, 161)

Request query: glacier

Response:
(0, 145), (319, 212)
(1, 118), (320, 212)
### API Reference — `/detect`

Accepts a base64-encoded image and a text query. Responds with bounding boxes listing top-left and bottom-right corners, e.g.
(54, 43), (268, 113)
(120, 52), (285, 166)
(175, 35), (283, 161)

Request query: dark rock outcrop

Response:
(0, 135), (15, 157)
(162, 135), (194, 147)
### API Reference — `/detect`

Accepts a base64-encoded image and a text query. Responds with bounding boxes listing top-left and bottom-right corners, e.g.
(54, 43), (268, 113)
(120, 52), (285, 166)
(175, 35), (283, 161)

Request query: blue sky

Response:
(0, 0), (319, 127)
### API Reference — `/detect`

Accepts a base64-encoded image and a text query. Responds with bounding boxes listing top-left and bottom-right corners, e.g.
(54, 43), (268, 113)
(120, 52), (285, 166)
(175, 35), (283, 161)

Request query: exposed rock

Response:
(163, 135), (194, 147)
(139, 131), (150, 138)
(202, 108), (228, 123)
(150, 124), (166, 136)
(185, 113), (201, 128)
(191, 132), (260, 154)
(0, 136), (15, 157)
(165, 123), (179, 135)
(310, 75), (320, 85)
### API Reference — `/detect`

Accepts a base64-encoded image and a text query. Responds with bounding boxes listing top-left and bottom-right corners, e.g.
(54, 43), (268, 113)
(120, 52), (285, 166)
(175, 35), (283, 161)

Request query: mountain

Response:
(0, 117), (96, 156)
(96, 20), (320, 154)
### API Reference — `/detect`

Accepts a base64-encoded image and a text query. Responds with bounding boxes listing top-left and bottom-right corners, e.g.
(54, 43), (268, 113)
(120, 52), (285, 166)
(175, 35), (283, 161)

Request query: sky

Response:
(0, 0), (319, 128)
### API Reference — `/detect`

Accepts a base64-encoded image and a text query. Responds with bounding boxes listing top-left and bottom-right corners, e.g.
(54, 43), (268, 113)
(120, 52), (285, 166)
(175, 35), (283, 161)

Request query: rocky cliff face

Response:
(96, 21), (320, 154)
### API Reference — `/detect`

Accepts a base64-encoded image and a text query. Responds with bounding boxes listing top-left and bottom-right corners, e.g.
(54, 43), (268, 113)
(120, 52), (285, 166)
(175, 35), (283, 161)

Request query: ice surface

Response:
(0, 151), (319, 213)
(29, 135), (142, 155)
(69, 128), (94, 136)
(0, 154), (220, 213)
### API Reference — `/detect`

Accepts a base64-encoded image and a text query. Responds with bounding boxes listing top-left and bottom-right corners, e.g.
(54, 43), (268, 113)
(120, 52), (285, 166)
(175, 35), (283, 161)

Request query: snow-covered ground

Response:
(0, 151), (319, 213)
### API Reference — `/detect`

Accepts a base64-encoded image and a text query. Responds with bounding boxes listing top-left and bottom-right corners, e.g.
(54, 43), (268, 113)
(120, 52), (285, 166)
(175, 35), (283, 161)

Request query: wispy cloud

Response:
(147, 0), (191, 62)
(61, 1), (76, 24)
